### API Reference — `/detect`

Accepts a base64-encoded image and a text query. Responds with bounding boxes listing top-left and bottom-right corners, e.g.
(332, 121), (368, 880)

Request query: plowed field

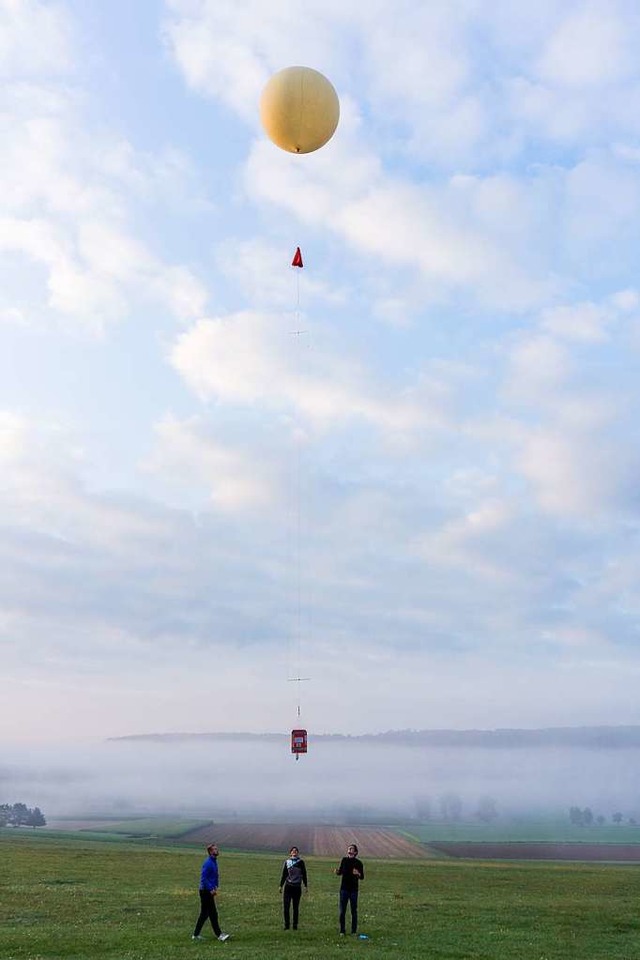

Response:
(181, 822), (432, 858)
(429, 841), (640, 861)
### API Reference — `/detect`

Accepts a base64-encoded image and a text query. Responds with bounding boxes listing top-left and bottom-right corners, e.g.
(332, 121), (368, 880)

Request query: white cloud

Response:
(0, 409), (29, 460)
(535, 2), (636, 88)
(170, 310), (424, 433)
(148, 414), (278, 511)
(0, 0), (74, 78)
(504, 334), (572, 405)
(540, 302), (613, 343)
(0, 26), (209, 333)
(517, 428), (613, 515)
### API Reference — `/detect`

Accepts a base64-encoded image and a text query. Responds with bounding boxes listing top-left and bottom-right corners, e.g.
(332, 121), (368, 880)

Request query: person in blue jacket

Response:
(279, 846), (308, 930)
(192, 843), (230, 942)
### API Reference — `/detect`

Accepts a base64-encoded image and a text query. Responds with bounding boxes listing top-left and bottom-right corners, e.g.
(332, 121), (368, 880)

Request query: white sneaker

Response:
(218, 933), (230, 942)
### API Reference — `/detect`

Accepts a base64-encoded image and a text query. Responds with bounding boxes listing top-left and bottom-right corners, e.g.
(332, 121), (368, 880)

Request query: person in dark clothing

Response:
(279, 846), (308, 930)
(335, 843), (364, 935)
(192, 843), (230, 942)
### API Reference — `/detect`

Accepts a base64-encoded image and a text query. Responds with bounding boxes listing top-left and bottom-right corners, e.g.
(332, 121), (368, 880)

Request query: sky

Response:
(3, 0), (640, 747)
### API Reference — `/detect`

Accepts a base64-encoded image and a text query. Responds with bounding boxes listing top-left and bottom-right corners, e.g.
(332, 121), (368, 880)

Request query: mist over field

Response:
(2, 735), (640, 822)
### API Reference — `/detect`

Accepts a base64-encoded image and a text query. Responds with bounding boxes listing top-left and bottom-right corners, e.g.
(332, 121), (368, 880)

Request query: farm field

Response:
(180, 822), (432, 858)
(404, 818), (640, 844)
(42, 818), (431, 857)
(46, 818), (209, 838)
(2, 832), (640, 960)
(428, 841), (640, 862)
(40, 816), (640, 862)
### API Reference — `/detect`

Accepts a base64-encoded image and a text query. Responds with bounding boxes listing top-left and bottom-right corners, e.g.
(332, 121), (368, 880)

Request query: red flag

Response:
(291, 247), (303, 268)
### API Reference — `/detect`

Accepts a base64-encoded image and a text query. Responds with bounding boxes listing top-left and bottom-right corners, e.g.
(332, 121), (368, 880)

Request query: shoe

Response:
(191, 935), (204, 940)
(218, 933), (230, 942)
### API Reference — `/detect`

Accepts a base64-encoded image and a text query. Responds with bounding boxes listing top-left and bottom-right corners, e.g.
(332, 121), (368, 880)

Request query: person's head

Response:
(206, 843), (219, 858)
(347, 844), (358, 857)
(289, 846), (299, 857)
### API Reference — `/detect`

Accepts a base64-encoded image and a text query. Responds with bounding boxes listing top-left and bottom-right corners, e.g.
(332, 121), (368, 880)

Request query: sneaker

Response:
(218, 933), (230, 942)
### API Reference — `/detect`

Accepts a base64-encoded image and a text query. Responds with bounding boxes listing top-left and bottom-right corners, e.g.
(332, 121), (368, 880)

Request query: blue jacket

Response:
(200, 855), (219, 891)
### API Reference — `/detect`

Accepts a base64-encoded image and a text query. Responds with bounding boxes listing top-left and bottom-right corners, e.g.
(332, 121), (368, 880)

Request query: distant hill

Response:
(108, 726), (640, 749)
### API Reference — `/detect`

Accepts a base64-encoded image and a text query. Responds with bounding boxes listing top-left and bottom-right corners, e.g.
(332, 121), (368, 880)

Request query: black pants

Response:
(339, 888), (358, 934)
(194, 888), (221, 937)
(283, 883), (302, 929)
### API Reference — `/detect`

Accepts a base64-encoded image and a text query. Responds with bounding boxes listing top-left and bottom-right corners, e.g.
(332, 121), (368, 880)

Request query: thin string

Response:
(289, 261), (310, 741)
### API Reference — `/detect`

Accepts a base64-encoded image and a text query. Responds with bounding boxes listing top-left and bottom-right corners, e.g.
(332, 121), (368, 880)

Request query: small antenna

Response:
(288, 676), (311, 718)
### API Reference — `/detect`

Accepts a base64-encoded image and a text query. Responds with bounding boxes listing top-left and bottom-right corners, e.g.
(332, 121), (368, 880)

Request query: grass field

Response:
(403, 819), (640, 844)
(44, 819), (212, 841)
(2, 833), (640, 959)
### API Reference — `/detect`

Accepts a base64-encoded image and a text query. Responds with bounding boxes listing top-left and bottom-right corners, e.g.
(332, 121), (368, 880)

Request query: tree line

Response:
(568, 806), (637, 827)
(0, 802), (47, 828)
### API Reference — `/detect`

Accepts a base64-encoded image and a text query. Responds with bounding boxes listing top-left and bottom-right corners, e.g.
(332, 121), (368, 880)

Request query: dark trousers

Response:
(194, 888), (221, 937)
(283, 882), (302, 929)
(339, 888), (358, 934)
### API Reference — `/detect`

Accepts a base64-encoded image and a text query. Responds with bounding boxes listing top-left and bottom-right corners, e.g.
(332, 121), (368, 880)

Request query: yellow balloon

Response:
(260, 66), (340, 154)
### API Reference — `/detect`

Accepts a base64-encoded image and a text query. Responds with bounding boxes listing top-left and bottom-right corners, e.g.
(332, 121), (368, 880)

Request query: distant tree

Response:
(439, 792), (463, 822)
(26, 807), (47, 829)
(569, 806), (598, 827)
(629, 817), (637, 825)
(596, 815), (605, 826)
(9, 803), (29, 827)
(475, 796), (498, 823)
(0, 803), (46, 828)
(414, 796), (432, 821)
(612, 812), (623, 825)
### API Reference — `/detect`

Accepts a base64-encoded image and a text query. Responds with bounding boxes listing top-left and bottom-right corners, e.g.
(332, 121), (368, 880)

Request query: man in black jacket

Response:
(335, 843), (364, 935)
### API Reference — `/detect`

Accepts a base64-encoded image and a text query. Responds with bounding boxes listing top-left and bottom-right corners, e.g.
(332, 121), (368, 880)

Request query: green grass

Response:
(402, 818), (640, 844)
(42, 817), (212, 838)
(2, 833), (640, 959)
(68, 818), (211, 839)
(6, 819), (212, 846)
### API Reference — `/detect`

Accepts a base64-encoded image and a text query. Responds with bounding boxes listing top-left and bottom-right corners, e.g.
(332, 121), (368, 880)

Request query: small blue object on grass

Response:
(358, 934), (369, 939)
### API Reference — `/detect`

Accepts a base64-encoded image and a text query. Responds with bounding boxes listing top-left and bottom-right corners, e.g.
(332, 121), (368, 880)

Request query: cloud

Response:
(535, 2), (636, 88)
(540, 302), (614, 343)
(169, 309), (425, 433)
(147, 414), (279, 511)
(0, 0), (74, 78)
(0, 15), (209, 334)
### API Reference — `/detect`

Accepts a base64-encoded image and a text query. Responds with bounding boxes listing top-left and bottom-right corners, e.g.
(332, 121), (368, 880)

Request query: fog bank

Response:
(2, 737), (640, 821)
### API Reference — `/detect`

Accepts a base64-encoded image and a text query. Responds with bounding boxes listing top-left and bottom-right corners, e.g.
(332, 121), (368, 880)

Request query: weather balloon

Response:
(260, 66), (340, 154)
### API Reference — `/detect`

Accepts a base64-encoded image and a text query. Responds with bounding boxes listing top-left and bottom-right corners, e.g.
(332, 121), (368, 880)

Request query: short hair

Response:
(349, 843), (358, 854)
(206, 843), (217, 852)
